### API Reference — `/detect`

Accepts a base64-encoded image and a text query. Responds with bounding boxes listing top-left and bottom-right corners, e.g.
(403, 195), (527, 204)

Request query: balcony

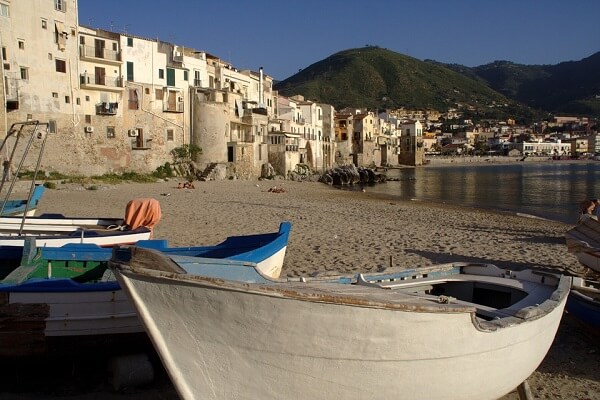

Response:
(80, 73), (123, 92)
(96, 102), (119, 115)
(79, 45), (122, 65)
(164, 101), (184, 113)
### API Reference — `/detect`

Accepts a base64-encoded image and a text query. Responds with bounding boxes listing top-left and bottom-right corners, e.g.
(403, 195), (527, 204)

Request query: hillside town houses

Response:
(1, 0), (598, 180)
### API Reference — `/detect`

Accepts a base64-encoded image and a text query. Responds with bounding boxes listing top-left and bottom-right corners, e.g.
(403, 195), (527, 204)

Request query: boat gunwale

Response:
(110, 247), (571, 329)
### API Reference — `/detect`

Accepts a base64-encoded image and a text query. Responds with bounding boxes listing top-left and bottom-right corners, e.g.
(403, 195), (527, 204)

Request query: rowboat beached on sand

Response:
(0, 184), (45, 216)
(0, 222), (291, 356)
(0, 198), (162, 276)
(566, 277), (600, 331)
(565, 217), (600, 273)
(110, 248), (570, 400)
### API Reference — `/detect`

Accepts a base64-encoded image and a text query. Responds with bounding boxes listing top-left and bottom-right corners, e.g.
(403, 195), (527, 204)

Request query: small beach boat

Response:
(566, 277), (600, 330)
(565, 217), (600, 273)
(0, 197), (162, 274)
(110, 250), (570, 400)
(0, 184), (45, 216)
(0, 222), (291, 356)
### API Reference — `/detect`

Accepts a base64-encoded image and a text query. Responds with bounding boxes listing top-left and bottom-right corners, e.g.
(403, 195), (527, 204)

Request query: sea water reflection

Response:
(359, 161), (600, 224)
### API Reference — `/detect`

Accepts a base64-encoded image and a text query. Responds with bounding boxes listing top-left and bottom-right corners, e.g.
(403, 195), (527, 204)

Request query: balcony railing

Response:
(239, 133), (255, 143)
(79, 44), (122, 63)
(164, 102), (184, 113)
(80, 73), (123, 89)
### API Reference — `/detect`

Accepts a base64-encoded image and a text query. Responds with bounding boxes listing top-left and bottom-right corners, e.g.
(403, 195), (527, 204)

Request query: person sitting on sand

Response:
(593, 198), (600, 217)
(578, 199), (598, 223)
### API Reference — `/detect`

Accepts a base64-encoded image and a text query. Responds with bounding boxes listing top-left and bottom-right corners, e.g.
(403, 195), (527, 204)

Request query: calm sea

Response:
(356, 161), (600, 225)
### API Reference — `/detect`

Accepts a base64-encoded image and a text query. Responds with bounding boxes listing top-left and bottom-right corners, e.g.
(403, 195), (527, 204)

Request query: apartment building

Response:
(0, 0), (81, 172)
(1, 0), (337, 178)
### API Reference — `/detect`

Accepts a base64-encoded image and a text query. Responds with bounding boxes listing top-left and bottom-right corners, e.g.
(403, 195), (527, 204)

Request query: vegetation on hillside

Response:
(274, 46), (600, 122)
(275, 46), (534, 120)
(468, 52), (600, 116)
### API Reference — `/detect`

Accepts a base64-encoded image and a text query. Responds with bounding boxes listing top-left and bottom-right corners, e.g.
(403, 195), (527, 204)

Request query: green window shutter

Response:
(166, 68), (175, 86)
(126, 61), (134, 81)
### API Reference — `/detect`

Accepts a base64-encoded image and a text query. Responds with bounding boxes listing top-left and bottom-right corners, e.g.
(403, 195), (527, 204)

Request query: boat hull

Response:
(565, 218), (600, 273)
(0, 223), (291, 356)
(566, 278), (600, 330)
(572, 251), (600, 273)
(115, 268), (569, 400)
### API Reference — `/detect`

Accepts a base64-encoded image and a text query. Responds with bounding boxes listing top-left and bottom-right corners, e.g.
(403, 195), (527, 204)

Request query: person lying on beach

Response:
(578, 199), (598, 223)
(177, 181), (195, 189)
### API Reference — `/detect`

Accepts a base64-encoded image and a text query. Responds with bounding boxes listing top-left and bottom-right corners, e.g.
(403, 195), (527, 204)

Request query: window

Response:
(54, 0), (66, 12)
(183, 71), (188, 81)
(18, 40), (24, 50)
(166, 129), (174, 141)
(65, 96), (70, 103)
(1, 46), (5, 60)
(0, 3), (8, 17)
(166, 68), (175, 86)
(48, 120), (57, 133)
(106, 126), (115, 138)
(41, 19), (47, 29)
(20, 67), (28, 80)
(85, 95), (90, 101)
(128, 88), (139, 110)
(112, 42), (117, 51)
(127, 37), (133, 47)
(55, 59), (66, 73)
(48, 53), (52, 60)
(52, 92), (58, 98)
(155, 89), (163, 100)
(76, 98), (80, 105)
(85, 115), (91, 123)
(80, 36), (85, 45)
(126, 61), (134, 81)
(158, 69), (164, 79)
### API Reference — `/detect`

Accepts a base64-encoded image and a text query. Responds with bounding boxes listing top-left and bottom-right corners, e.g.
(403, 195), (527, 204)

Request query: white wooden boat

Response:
(0, 197), (161, 271)
(110, 249), (571, 400)
(565, 217), (600, 272)
(0, 222), (291, 356)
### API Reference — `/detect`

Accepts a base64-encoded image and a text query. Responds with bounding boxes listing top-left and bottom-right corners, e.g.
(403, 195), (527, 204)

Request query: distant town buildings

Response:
(0, 0), (597, 179)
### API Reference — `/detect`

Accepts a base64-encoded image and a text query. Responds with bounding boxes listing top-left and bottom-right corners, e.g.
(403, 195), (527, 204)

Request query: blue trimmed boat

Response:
(0, 222), (290, 356)
(0, 184), (45, 216)
(566, 277), (600, 330)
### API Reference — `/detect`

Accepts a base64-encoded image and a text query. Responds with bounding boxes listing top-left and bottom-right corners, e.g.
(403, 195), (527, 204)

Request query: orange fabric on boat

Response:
(124, 198), (162, 237)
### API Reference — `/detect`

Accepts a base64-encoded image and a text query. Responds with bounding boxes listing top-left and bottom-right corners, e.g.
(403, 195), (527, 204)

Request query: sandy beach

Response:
(1, 179), (599, 399)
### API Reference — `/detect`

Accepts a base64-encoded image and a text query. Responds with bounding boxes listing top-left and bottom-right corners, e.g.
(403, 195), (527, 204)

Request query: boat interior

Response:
(356, 269), (557, 321)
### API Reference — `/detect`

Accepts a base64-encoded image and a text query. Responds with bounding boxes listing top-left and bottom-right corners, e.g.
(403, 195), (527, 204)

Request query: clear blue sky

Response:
(78, 0), (600, 81)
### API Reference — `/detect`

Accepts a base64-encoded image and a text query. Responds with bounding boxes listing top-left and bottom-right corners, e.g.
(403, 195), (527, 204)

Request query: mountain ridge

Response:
(274, 46), (600, 120)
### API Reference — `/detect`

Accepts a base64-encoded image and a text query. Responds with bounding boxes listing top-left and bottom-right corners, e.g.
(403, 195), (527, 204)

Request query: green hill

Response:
(468, 52), (600, 116)
(274, 46), (533, 120)
(274, 46), (600, 121)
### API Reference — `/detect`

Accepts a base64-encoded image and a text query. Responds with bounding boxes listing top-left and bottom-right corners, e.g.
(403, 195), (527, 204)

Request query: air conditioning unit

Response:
(128, 129), (139, 137)
(84, 126), (93, 133)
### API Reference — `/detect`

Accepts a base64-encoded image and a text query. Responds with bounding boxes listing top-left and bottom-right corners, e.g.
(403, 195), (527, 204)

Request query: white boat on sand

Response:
(565, 217), (600, 273)
(110, 248), (570, 400)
